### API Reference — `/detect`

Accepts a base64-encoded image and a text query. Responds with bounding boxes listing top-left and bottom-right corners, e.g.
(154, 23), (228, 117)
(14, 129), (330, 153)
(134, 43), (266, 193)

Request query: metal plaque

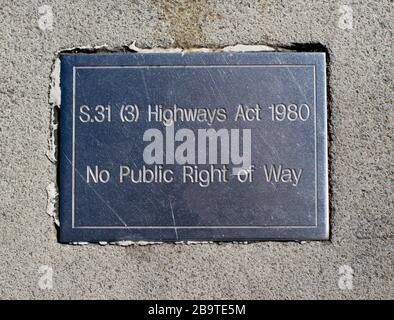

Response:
(59, 52), (328, 242)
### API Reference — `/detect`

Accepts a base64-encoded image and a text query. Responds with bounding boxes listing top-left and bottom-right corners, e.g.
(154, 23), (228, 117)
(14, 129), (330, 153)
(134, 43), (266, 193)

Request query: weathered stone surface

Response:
(0, 0), (392, 299)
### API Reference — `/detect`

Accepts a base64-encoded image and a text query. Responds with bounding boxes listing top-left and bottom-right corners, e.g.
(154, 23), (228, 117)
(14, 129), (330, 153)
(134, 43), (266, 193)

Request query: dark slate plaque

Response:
(59, 51), (328, 242)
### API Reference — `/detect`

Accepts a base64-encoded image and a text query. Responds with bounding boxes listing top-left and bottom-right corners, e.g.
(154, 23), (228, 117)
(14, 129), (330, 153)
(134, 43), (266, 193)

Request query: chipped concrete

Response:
(0, 0), (392, 299)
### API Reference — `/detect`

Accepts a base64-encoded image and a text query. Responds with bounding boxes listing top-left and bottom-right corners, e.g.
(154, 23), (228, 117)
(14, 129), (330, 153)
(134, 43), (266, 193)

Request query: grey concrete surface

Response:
(0, 0), (392, 299)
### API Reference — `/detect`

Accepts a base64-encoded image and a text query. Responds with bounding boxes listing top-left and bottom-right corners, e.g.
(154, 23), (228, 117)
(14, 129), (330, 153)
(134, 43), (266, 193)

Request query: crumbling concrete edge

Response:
(47, 42), (321, 246)
(46, 182), (59, 226)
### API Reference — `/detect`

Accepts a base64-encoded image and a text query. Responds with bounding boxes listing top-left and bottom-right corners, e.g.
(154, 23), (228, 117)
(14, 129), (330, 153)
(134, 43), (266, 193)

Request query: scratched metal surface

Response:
(59, 52), (328, 241)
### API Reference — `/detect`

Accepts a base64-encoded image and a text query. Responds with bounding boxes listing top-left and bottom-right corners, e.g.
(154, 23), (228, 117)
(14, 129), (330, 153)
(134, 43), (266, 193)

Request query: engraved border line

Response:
(71, 64), (318, 229)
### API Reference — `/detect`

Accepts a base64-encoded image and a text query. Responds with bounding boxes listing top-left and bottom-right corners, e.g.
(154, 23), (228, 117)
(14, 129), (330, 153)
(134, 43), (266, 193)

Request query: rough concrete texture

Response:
(0, 0), (392, 299)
